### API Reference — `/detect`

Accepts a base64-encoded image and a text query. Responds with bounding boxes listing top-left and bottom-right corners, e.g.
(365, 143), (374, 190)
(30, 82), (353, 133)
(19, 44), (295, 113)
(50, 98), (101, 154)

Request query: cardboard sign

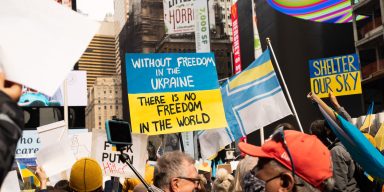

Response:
(163, 0), (195, 34)
(91, 129), (148, 178)
(309, 54), (362, 98)
(126, 53), (227, 135)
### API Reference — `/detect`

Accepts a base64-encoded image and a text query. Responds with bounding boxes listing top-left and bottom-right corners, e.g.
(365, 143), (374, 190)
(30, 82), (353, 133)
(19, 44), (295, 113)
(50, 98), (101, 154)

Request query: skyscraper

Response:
(78, 21), (118, 87)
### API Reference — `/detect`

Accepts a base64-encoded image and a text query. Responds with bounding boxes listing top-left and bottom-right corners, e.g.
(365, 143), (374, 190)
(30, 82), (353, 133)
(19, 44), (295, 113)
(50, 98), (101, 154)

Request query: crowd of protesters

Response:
(0, 69), (384, 192)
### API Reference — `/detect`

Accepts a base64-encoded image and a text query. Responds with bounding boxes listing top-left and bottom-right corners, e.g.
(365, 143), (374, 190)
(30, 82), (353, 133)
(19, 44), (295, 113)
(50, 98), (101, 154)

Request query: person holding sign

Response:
(0, 71), (24, 186)
(308, 92), (366, 192)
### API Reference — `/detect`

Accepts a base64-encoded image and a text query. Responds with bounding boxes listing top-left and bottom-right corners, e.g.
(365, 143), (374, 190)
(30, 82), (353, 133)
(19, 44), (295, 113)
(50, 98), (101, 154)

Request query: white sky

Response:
(76, 0), (114, 21)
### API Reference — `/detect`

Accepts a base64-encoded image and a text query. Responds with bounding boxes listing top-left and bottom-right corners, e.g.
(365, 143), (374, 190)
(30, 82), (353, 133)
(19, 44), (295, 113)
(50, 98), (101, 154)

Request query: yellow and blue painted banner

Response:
(309, 53), (362, 98)
(126, 53), (227, 135)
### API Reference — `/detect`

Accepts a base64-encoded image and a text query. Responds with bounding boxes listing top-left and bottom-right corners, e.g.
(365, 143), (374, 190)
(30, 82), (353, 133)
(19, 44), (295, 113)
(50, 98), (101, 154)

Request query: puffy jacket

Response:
(0, 91), (24, 185)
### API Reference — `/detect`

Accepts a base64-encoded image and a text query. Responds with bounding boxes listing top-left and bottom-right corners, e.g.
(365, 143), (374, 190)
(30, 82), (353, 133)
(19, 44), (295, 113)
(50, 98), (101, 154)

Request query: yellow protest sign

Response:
(125, 53), (227, 135)
(309, 54), (362, 98)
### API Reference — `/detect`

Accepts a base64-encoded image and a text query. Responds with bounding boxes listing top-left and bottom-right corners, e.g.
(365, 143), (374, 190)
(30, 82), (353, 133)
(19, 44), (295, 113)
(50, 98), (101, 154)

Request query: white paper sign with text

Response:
(91, 129), (148, 178)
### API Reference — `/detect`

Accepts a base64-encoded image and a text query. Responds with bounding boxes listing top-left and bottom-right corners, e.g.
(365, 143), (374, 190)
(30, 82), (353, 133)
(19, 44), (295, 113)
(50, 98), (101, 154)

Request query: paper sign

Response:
(69, 132), (92, 159)
(16, 130), (41, 158)
(0, 0), (99, 96)
(36, 139), (76, 177)
(0, 171), (20, 192)
(16, 129), (88, 158)
(37, 121), (67, 147)
(126, 53), (227, 135)
(309, 54), (362, 98)
(91, 129), (148, 178)
(163, 0), (195, 34)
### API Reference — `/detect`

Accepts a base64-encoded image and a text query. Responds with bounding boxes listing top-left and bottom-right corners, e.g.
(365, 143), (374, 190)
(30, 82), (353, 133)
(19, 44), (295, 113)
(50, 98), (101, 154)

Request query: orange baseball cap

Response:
(238, 130), (332, 188)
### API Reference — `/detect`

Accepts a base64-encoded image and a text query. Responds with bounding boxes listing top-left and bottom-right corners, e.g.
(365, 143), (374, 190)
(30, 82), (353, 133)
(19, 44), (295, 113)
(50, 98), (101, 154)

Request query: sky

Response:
(76, 0), (114, 21)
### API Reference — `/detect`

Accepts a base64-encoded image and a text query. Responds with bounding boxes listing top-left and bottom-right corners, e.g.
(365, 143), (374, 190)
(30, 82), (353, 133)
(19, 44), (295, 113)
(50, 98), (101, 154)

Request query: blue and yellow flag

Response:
(17, 162), (41, 188)
(319, 105), (384, 179)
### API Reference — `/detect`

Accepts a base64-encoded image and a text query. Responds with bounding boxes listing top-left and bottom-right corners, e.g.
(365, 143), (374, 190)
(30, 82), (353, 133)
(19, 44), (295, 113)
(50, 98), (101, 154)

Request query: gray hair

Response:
(268, 160), (335, 192)
(233, 155), (259, 191)
(154, 151), (195, 190)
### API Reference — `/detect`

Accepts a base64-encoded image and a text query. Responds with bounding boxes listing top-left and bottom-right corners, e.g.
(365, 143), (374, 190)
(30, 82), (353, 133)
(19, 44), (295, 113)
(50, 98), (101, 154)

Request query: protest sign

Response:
(16, 130), (40, 158)
(0, 0), (99, 96)
(163, 0), (195, 34)
(36, 139), (76, 177)
(37, 121), (67, 147)
(309, 54), (362, 98)
(91, 129), (148, 178)
(69, 132), (92, 159)
(125, 53), (227, 135)
(16, 129), (88, 158)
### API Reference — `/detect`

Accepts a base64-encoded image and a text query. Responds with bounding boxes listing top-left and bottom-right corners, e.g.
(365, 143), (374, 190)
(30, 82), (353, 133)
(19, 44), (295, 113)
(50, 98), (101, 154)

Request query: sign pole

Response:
(266, 38), (304, 132)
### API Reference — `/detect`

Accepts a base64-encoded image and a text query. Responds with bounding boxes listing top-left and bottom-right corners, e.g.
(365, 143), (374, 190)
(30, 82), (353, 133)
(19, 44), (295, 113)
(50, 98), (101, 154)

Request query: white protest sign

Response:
(163, 0), (195, 34)
(91, 129), (148, 178)
(17, 129), (88, 158)
(37, 121), (67, 147)
(69, 132), (92, 159)
(0, 170), (20, 192)
(36, 139), (76, 177)
(0, 0), (99, 96)
(16, 130), (41, 158)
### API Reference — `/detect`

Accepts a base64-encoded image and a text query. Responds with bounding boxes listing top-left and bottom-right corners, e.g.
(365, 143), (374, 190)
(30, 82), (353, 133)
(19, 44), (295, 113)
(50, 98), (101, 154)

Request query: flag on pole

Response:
(198, 49), (292, 159)
(360, 101), (375, 133)
(319, 105), (384, 179)
(16, 162), (41, 188)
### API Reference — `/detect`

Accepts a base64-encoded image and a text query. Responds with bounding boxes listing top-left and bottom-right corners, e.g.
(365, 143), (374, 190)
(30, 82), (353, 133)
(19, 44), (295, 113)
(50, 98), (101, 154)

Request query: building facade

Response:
(216, 0), (233, 39)
(352, 0), (384, 110)
(85, 76), (123, 130)
(78, 21), (118, 87)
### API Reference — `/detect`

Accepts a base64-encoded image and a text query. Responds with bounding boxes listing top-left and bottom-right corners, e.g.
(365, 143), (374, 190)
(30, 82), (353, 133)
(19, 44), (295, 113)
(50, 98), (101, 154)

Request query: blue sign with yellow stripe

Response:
(125, 53), (227, 135)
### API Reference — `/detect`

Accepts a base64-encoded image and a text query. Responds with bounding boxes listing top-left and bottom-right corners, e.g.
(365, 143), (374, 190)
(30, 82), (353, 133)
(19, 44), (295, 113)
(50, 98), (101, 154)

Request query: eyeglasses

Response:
(176, 177), (201, 186)
(271, 127), (296, 178)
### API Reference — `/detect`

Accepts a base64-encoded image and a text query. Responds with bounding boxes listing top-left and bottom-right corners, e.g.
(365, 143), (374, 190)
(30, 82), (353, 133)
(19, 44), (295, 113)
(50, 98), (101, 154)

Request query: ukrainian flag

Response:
(17, 162), (41, 188)
(320, 105), (384, 179)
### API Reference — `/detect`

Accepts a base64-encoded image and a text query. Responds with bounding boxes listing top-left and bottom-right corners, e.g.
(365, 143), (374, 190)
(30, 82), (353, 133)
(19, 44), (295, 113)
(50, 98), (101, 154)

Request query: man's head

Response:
(69, 158), (103, 192)
(154, 151), (200, 192)
(239, 130), (334, 192)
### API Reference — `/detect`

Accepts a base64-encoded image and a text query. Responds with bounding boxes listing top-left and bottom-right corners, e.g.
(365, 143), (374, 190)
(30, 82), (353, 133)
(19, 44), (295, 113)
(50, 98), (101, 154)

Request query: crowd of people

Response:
(0, 69), (383, 192)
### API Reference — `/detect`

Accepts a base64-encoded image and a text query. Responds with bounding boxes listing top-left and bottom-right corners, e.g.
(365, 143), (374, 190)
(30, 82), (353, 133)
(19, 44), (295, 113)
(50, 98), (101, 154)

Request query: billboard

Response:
(163, 0), (195, 34)
(125, 53), (227, 135)
(18, 71), (87, 107)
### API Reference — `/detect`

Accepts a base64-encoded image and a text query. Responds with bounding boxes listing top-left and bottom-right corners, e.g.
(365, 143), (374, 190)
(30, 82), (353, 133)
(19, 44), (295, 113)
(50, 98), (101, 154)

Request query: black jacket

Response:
(0, 91), (24, 185)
